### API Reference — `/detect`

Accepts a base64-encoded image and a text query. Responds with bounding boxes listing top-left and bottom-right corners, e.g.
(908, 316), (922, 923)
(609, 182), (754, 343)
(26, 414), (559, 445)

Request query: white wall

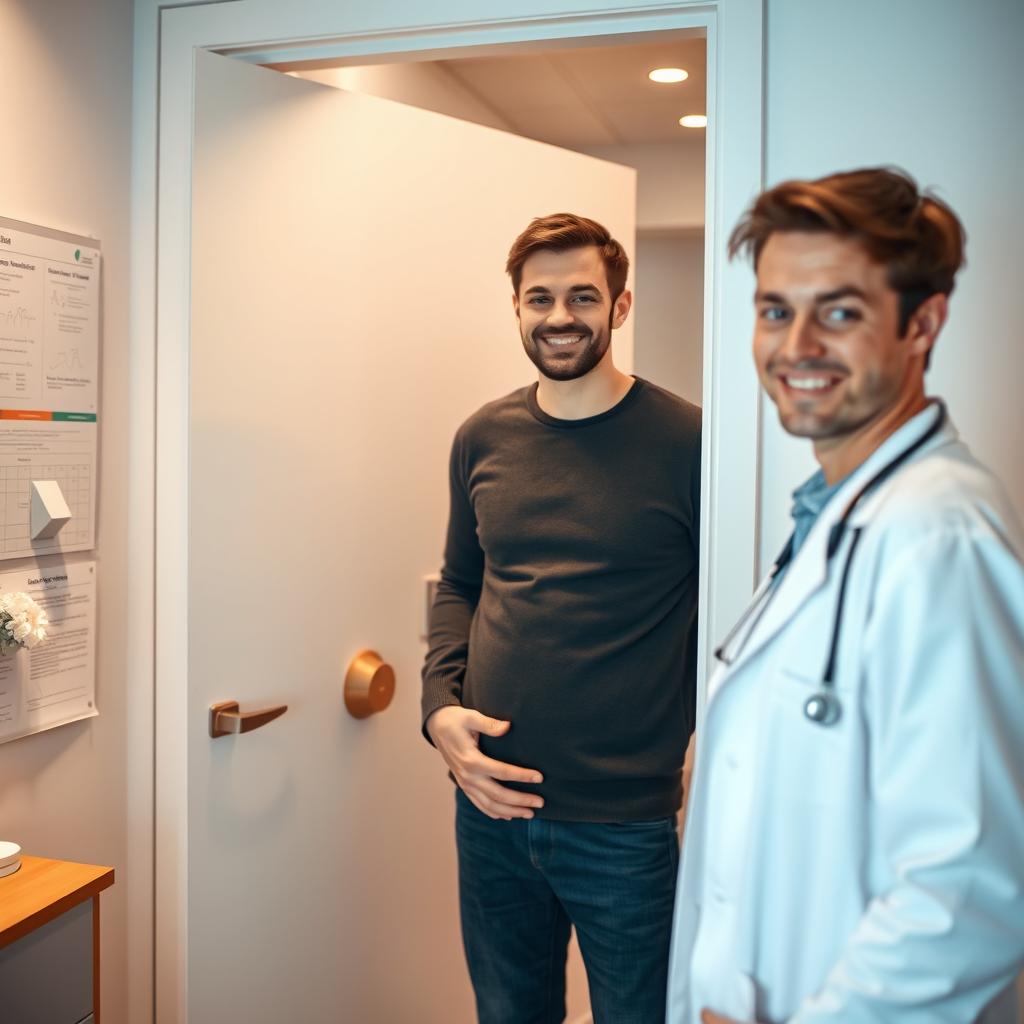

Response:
(760, 0), (1024, 570)
(0, 2), (138, 1023)
(581, 141), (704, 231)
(633, 231), (704, 404)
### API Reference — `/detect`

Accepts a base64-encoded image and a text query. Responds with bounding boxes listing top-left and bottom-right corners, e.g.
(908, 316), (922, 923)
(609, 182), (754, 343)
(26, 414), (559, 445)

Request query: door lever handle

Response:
(209, 700), (287, 738)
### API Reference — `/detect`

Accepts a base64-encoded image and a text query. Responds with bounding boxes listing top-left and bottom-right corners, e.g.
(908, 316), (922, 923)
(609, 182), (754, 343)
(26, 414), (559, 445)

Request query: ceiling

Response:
(432, 37), (707, 149)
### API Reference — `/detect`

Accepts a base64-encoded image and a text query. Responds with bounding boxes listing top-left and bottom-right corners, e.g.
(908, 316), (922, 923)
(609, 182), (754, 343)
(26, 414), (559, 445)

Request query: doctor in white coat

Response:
(668, 168), (1024, 1024)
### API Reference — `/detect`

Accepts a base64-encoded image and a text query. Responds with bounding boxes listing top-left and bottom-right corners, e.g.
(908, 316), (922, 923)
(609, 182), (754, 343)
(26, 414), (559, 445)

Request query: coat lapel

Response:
(712, 402), (957, 688)
(719, 513), (832, 679)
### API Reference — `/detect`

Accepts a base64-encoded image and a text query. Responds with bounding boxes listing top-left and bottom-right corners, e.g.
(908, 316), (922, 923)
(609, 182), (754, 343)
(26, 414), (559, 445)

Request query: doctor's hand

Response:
(425, 706), (545, 821)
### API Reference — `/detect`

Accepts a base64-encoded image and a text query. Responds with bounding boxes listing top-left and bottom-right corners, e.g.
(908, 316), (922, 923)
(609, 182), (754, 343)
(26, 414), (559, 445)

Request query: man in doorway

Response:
(668, 168), (1024, 1023)
(422, 213), (702, 1023)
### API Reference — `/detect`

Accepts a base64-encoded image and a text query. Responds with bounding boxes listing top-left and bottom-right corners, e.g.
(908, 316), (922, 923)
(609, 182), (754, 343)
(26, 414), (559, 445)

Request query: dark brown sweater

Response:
(421, 378), (701, 821)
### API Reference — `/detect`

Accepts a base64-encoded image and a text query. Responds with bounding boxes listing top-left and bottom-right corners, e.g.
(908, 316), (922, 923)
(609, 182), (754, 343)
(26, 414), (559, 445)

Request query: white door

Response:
(189, 50), (636, 1022)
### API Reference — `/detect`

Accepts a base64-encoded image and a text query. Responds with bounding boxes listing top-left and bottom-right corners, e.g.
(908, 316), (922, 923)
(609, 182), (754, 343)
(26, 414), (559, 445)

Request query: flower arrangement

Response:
(0, 592), (48, 654)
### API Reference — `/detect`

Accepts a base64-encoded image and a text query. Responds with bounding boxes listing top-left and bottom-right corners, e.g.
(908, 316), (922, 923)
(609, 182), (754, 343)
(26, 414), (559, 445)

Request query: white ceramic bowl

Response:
(0, 840), (22, 869)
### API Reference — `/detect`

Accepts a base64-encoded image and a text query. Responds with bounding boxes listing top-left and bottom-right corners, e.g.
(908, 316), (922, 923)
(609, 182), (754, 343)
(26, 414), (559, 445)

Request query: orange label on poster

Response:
(0, 410), (53, 421)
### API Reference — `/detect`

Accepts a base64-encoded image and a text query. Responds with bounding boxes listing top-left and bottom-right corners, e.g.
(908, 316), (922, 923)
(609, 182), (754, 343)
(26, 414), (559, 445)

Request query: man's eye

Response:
(528, 296), (552, 306)
(760, 306), (788, 322)
(572, 295), (598, 304)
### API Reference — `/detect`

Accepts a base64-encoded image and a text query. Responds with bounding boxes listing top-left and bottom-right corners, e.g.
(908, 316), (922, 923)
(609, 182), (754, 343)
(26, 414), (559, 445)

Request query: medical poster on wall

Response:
(0, 216), (99, 561)
(0, 560), (97, 745)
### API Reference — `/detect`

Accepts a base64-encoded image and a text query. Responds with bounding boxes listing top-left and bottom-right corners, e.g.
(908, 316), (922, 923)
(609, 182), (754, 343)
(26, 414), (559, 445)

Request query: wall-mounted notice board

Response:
(0, 217), (99, 561)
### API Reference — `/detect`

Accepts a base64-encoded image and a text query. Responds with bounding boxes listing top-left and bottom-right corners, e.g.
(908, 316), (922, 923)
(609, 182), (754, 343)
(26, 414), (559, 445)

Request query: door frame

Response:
(130, 1), (764, 1020)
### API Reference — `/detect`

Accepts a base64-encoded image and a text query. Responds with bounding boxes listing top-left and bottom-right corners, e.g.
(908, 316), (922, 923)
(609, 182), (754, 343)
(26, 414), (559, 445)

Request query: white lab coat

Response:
(668, 404), (1024, 1023)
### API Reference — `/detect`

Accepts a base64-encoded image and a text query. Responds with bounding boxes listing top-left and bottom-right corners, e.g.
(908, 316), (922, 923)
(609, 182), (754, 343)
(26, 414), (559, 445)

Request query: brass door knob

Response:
(344, 650), (395, 719)
(209, 700), (287, 738)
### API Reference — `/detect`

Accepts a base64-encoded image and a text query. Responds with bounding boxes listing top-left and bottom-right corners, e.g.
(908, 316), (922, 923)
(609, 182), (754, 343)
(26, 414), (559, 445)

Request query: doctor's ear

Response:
(903, 292), (947, 362)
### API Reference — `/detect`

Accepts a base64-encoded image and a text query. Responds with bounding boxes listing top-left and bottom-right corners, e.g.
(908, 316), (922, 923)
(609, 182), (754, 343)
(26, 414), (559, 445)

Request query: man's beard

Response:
(521, 319), (612, 382)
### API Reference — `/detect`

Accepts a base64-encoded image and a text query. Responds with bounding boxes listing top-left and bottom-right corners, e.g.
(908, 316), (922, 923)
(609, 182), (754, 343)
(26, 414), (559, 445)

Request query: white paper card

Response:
(0, 560), (97, 744)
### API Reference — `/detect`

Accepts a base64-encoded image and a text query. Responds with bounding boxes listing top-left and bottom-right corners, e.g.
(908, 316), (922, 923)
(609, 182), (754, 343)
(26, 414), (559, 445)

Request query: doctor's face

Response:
(753, 232), (935, 458)
(513, 245), (631, 382)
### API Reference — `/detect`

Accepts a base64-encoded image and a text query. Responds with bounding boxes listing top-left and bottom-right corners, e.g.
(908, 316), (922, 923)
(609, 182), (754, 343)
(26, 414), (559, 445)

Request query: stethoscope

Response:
(714, 401), (948, 727)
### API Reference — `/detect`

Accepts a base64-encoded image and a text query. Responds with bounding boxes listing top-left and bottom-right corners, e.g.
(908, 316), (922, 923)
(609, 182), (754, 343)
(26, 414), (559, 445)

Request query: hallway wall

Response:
(579, 142), (705, 404)
(582, 141), (704, 232)
(633, 231), (704, 406)
(0, 2), (138, 1022)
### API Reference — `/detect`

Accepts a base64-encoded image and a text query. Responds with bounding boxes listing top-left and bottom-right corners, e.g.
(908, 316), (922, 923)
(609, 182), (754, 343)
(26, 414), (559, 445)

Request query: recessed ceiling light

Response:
(679, 114), (708, 128)
(649, 67), (689, 84)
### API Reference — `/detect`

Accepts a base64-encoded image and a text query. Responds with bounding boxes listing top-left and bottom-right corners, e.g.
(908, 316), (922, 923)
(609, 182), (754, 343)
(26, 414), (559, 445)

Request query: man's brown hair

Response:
(729, 167), (966, 336)
(506, 213), (630, 300)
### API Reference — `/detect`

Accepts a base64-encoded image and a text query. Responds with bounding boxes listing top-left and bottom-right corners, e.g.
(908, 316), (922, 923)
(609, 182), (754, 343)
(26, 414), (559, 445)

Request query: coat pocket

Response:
(763, 667), (860, 808)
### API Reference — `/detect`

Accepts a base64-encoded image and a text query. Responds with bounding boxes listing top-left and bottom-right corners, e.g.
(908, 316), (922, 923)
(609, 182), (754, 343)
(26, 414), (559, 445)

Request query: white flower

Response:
(0, 593), (47, 651)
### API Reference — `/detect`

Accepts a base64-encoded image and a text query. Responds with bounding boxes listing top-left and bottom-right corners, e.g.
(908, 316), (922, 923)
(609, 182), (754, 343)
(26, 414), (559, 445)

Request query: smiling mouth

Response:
(778, 372), (844, 396)
(541, 333), (586, 347)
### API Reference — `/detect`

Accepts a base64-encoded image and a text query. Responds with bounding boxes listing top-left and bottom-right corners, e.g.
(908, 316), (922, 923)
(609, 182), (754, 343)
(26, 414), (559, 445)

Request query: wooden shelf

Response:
(0, 854), (114, 950)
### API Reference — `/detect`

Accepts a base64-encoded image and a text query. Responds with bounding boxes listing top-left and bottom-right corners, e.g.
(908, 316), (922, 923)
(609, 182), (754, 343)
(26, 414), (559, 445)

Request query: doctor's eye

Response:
(820, 305), (862, 324)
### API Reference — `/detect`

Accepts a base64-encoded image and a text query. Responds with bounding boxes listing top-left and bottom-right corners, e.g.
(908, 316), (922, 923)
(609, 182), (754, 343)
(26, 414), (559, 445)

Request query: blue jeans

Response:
(455, 787), (679, 1024)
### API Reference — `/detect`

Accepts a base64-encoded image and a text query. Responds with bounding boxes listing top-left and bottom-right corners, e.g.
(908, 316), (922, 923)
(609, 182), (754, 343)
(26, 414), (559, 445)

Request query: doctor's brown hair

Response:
(728, 167), (966, 338)
(506, 213), (630, 301)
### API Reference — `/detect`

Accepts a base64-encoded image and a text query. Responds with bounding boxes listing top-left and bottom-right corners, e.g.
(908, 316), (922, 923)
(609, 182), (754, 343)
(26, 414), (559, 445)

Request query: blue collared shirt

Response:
(789, 468), (846, 561)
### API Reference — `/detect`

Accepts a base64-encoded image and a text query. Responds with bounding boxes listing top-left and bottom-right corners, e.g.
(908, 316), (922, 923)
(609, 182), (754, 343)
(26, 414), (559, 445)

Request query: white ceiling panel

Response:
(553, 38), (707, 102)
(443, 57), (571, 111)
(501, 104), (621, 148)
(437, 38), (707, 148)
(602, 98), (708, 144)
(304, 36), (709, 150)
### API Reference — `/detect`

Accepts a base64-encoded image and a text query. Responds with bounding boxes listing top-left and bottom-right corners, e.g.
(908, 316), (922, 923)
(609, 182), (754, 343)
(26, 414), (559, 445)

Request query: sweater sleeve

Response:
(682, 412), (702, 735)
(688, 416), (702, 557)
(420, 427), (484, 740)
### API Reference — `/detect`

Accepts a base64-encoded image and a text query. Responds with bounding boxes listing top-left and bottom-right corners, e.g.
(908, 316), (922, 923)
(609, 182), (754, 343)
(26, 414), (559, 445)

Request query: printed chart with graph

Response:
(0, 216), (99, 560)
(1, 452), (92, 557)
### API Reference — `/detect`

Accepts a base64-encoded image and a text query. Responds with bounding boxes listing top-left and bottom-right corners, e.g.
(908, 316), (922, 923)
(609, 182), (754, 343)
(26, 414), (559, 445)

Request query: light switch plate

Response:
(421, 573), (440, 641)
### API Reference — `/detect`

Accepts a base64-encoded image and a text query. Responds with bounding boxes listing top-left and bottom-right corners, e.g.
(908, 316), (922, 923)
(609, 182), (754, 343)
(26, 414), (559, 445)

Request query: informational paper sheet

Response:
(0, 217), (99, 560)
(0, 560), (97, 745)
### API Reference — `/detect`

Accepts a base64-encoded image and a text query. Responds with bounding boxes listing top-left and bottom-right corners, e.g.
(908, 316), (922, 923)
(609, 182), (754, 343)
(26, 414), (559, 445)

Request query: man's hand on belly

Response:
(425, 706), (545, 820)
(702, 1010), (762, 1023)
